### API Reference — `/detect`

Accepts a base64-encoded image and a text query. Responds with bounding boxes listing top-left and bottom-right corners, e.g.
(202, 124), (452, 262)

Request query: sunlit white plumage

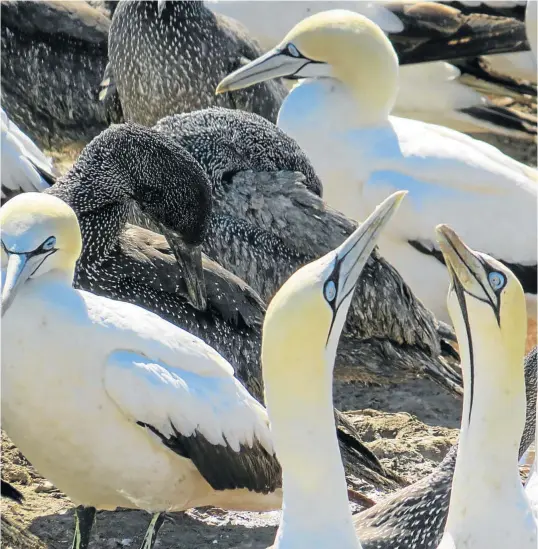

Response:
(435, 225), (537, 549)
(216, 9), (538, 325)
(1, 108), (55, 200)
(0, 193), (280, 538)
(208, 0), (536, 138)
(261, 192), (405, 549)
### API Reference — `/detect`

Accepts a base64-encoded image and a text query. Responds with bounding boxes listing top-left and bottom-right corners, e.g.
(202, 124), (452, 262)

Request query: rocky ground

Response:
(1, 131), (536, 548)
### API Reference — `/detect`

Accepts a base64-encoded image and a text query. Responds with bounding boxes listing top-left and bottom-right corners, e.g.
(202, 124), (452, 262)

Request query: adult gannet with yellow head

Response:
(261, 190), (406, 548)
(435, 224), (537, 548)
(217, 10), (538, 330)
(0, 193), (283, 549)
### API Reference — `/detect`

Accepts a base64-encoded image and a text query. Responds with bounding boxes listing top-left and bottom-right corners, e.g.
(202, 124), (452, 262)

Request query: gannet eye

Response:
(286, 43), (301, 58)
(324, 280), (337, 303)
(42, 236), (56, 251)
(488, 271), (505, 291)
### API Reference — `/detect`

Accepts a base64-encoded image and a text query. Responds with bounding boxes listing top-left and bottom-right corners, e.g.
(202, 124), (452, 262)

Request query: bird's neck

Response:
(289, 77), (393, 129)
(448, 333), (527, 524)
(264, 355), (361, 549)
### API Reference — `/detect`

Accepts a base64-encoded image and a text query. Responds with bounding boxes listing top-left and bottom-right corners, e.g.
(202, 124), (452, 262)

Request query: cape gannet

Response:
(106, 0), (286, 127)
(354, 345), (537, 549)
(44, 124), (401, 496)
(1, 107), (56, 203)
(0, 192), (282, 549)
(434, 224), (537, 548)
(155, 108), (462, 396)
(216, 10), (538, 328)
(262, 191), (406, 549)
(208, 0), (536, 139)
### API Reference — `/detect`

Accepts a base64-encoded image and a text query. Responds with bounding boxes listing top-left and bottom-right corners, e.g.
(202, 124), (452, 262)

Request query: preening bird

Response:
(0, 192), (281, 549)
(216, 10), (538, 328)
(261, 191), (406, 549)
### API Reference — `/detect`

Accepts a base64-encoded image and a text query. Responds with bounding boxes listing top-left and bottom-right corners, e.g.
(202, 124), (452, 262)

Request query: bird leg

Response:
(139, 512), (166, 549)
(71, 505), (96, 549)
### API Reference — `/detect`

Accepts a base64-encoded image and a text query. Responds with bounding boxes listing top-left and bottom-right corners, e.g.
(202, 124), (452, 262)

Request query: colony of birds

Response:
(1, 1), (538, 549)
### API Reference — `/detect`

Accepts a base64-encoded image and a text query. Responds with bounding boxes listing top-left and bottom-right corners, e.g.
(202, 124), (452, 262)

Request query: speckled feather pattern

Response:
(154, 109), (462, 395)
(1, 0), (111, 147)
(43, 122), (396, 491)
(355, 346), (537, 549)
(108, 1), (287, 126)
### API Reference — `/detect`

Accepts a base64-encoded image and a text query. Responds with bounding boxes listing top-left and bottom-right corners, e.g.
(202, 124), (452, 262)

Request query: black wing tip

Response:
(1, 480), (24, 504)
(138, 422), (282, 494)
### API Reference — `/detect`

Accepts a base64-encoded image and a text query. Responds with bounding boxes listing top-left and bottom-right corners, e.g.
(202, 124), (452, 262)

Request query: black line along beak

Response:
(2, 249), (53, 317)
(216, 47), (312, 93)
(326, 191), (406, 337)
(436, 224), (496, 308)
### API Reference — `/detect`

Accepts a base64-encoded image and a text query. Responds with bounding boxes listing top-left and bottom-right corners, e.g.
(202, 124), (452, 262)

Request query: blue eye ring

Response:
(286, 43), (301, 58)
(42, 236), (56, 251)
(324, 280), (337, 302)
(488, 271), (505, 291)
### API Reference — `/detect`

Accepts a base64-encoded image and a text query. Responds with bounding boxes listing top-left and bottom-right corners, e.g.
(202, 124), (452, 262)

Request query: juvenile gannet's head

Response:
(217, 10), (399, 119)
(436, 225), (527, 414)
(1, 193), (82, 316)
(262, 191), (405, 401)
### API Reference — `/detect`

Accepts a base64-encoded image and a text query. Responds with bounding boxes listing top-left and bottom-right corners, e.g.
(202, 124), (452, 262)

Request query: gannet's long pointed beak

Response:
(436, 224), (496, 305)
(332, 191), (407, 315)
(161, 225), (207, 311)
(216, 48), (307, 94)
(2, 253), (33, 317)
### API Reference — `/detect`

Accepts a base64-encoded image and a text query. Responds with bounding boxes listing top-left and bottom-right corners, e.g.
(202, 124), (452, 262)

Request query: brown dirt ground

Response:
(1, 130), (536, 548)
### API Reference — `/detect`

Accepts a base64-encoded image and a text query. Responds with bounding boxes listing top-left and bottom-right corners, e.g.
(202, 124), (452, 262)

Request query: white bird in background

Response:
(0, 193), (282, 549)
(208, 0), (537, 140)
(435, 225), (537, 549)
(527, 0), (538, 59)
(261, 191), (406, 549)
(216, 10), (538, 327)
(1, 107), (56, 201)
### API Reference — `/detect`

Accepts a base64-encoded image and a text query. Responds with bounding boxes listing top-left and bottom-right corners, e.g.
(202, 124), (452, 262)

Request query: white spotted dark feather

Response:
(108, 1), (286, 126)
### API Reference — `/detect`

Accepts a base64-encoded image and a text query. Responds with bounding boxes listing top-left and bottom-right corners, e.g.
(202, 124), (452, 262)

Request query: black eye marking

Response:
(487, 271), (506, 292)
(324, 280), (337, 303)
(285, 43), (301, 58)
(1, 236), (57, 257)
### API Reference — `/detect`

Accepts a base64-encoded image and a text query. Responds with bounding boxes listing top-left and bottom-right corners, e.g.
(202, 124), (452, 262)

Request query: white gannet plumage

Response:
(435, 224), (537, 549)
(208, 0), (536, 138)
(261, 191), (405, 549)
(0, 192), (281, 549)
(216, 10), (538, 326)
(0, 108), (56, 201)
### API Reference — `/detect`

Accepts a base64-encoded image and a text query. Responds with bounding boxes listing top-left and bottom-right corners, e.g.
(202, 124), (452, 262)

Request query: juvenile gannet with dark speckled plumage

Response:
(40, 122), (400, 504)
(154, 108), (463, 397)
(216, 10), (538, 328)
(106, 0), (286, 127)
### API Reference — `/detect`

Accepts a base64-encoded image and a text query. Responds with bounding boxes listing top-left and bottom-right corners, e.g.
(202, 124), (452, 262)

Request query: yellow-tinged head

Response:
(262, 191), (406, 406)
(216, 10), (399, 119)
(1, 193), (82, 316)
(436, 225), (527, 388)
